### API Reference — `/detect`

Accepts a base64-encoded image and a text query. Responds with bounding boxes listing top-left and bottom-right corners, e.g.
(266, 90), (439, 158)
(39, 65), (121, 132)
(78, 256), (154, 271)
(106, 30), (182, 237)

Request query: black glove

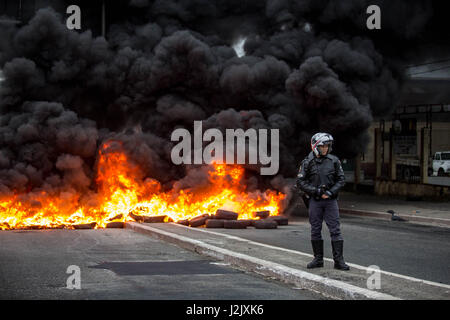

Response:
(315, 187), (323, 198)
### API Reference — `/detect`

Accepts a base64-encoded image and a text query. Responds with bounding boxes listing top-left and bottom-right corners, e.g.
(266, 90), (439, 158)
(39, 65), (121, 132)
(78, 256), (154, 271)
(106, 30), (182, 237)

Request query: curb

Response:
(340, 208), (450, 227)
(126, 222), (400, 300)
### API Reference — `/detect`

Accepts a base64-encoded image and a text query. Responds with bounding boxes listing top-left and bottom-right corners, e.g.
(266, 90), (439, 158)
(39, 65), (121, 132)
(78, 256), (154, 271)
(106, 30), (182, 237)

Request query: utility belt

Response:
(313, 196), (335, 201)
(299, 185), (335, 209)
(313, 184), (334, 201)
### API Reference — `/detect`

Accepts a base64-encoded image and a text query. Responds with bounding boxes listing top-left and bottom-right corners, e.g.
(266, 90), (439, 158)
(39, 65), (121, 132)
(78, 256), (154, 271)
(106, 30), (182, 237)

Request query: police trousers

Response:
(308, 198), (343, 241)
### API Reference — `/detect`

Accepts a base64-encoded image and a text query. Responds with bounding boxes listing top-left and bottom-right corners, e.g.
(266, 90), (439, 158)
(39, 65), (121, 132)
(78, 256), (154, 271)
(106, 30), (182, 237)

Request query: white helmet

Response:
(311, 132), (333, 156)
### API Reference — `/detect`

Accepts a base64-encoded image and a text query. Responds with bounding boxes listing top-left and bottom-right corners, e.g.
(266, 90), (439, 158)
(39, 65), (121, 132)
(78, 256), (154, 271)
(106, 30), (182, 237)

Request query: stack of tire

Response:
(176, 209), (288, 229)
(129, 212), (173, 224)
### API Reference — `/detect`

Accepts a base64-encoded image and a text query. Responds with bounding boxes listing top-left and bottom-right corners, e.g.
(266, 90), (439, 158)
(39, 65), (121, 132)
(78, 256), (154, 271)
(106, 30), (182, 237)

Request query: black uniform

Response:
(296, 151), (345, 241)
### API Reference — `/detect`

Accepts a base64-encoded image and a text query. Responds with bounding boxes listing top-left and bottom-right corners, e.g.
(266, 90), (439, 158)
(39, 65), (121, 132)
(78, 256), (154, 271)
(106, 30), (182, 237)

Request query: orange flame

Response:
(0, 141), (286, 230)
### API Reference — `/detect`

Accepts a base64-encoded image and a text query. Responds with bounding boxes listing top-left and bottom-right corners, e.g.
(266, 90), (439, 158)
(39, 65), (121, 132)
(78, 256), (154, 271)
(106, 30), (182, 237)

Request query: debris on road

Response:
(129, 208), (289, 231)
(106, 222), (125, 228)
(73, 222), (97, 229)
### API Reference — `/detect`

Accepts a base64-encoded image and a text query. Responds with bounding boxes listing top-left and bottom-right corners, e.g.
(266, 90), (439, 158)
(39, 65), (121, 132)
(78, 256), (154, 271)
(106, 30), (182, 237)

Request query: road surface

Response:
(0, 228), (323, 300)
(210, 215), (450, 285)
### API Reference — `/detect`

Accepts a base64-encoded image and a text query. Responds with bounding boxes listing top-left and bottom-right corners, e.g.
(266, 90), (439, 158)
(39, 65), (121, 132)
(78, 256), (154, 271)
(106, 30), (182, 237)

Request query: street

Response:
(0, 228), (323, 300)
(210, 215), (450, 285)
(1, 213), (448, 300)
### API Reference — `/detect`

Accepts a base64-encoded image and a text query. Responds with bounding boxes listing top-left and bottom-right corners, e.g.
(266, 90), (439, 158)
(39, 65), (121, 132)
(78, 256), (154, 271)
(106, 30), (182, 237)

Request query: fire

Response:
(0, 141), (286, 230)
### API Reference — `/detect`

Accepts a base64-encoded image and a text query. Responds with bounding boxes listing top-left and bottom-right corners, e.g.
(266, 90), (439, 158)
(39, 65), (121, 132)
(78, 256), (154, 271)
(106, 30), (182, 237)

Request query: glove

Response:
(315, 187), (323, 198)
(324, 190), (333, 198)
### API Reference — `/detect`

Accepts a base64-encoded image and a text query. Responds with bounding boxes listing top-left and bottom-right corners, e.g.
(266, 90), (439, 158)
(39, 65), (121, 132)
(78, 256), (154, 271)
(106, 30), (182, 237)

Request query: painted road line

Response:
(339, 208), (450, 227)
(170, 222), (450, 290)
(127, 222), (399, 300)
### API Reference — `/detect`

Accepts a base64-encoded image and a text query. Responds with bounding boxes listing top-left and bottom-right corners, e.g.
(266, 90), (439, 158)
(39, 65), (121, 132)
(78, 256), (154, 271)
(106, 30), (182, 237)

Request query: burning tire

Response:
(106, 222), (124, 228)
(223, 220), (247, 229)
(73, 222), (97, 229)
(206, 219), (225, 228)
(177, 219), (189, 226)
(108, 214), (123, 221)
(23, 225), (46, 230)
(189, 215), (210, 227)
(253, 220), (277, 229)
(238, 219), (254, 227)
(143, 215), (167, 223)
(129, 212), (145, 222)
(215, 209), (239, 220)
(267, 216), (288, 226)
(254, 210), (270, 219)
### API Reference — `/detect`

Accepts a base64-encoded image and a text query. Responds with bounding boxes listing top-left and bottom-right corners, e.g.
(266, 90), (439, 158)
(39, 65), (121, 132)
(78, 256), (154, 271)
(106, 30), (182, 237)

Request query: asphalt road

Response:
(0, 228), (324, 300)
(210, 215), (450, 285)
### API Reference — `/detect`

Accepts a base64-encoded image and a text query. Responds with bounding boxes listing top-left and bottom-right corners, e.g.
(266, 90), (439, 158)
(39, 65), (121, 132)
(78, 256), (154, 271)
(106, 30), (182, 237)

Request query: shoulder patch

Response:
(297, 165), (303, 178)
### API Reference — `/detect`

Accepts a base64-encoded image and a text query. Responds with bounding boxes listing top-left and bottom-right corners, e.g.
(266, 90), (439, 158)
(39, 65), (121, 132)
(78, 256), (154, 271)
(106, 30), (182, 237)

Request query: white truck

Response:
(396, 155), (421, 181)
(432, 151), (450, 177)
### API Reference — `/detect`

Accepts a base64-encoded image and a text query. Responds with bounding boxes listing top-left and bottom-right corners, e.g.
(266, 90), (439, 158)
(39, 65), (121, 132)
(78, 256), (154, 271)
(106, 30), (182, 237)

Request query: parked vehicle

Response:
(396, 155), (421, 181)
(432, 151), (450, 177)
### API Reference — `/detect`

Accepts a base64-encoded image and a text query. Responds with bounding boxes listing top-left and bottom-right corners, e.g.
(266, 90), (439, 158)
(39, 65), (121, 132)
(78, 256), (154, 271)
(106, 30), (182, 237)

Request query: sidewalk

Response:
(126, 222), (450, 300)
(337, 191), (450, 227)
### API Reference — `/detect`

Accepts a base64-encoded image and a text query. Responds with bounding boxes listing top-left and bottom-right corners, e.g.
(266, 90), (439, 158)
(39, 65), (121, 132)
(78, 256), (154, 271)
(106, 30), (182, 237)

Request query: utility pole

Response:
(389, 128), (396, 181)
(353, 154), (361, 192)
(420, 128), (430, 184)
(374, 128), (382, 180)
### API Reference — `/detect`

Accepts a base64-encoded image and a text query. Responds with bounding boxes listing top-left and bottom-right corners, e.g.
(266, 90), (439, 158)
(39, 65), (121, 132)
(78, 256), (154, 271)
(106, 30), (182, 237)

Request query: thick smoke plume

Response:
(0, 0), (448, 214)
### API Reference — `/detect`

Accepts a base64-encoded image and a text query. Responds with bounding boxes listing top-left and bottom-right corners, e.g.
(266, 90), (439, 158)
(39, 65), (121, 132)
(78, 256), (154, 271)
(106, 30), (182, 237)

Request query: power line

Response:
(408, 64), (450, 76)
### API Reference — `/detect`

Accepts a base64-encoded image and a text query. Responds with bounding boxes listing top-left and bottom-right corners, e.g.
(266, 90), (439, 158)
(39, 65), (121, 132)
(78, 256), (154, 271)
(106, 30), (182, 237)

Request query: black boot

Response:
(307, 240), (324, 269)
(331, 240), (350, 270)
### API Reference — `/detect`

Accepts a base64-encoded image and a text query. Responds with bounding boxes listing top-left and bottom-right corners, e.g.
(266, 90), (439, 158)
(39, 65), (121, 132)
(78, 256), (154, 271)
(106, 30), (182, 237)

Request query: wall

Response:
(375, 180), (450, 200)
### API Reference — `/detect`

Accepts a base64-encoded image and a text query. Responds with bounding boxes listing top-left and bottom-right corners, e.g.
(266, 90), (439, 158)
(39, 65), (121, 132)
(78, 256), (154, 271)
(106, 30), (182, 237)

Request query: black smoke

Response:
(0, 0), (448, 213)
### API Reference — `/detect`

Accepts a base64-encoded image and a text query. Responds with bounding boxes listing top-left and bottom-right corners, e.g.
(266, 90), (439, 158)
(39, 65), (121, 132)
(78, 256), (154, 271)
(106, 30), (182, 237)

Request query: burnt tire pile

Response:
(128, 209), (288, 230)
(178, 209), (288, 230)
(129, 212), (173, 223)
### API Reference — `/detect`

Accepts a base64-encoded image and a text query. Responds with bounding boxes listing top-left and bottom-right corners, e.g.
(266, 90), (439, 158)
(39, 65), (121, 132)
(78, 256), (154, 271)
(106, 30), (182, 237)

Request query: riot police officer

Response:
(296, 133), (350, 270)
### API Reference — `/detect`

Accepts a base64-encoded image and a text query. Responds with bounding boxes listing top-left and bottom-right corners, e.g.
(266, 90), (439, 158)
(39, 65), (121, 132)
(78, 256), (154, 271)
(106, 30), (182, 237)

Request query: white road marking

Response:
(170, 222), (450, 290)
(128, 222), (399, 300)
